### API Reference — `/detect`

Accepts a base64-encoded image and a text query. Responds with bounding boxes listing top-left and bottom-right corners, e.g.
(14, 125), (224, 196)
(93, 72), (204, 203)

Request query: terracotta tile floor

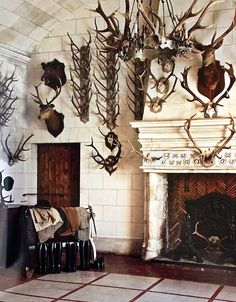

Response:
(0, 254), (236, 302)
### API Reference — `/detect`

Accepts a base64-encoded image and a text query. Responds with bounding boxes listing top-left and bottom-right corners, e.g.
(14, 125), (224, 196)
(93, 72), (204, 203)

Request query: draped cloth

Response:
(29, 208), (63, 243)
(60, 207), (90, 239)
(29, 206), (92, 242)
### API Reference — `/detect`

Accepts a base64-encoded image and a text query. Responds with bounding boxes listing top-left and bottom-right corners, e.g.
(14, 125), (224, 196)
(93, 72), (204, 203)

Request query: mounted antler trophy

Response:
(94, 35), (120, 129)
(86, 128), (122, 175)
(41, 59), (67, 91)
(126, 59), (149, 120)
(0, 68), (18, 127)
(90, 0), (222, 62)
(139, 60), (178, 113)
(181, 9), (236, 118)
(68, 32), (92, 123)
(184, 115), (236, 167)
(31, 83), (64, 137)
(0, 170), (14, 207)
(2, 133), (34, 166)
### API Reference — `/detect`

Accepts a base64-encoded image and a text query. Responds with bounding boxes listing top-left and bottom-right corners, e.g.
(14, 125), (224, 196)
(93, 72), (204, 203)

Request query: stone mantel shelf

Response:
(130, 117), (236, 173)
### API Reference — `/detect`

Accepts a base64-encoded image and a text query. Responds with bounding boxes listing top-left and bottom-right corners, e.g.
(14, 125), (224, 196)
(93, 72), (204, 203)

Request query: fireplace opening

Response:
(161, 173), (236, 267)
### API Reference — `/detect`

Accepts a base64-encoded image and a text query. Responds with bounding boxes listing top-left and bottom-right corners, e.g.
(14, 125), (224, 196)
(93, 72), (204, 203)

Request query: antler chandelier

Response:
(91, 0), (215, 63)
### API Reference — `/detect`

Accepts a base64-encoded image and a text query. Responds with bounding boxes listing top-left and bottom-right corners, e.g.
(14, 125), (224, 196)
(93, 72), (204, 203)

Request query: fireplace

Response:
(130, 118), (236, 268)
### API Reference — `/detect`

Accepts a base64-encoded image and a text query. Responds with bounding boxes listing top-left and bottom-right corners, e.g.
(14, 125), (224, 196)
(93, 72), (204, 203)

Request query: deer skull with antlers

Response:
(184, 114), (236, 167)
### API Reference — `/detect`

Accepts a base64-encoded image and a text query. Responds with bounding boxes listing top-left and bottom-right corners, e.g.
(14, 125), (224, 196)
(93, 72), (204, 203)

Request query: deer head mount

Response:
(41, 59), (67, 91)
(2, 133), (34, 166)
(0, 170), (14, 207)
(184, 115), (236, 167)
(86, 129), (122, 175)
(31, 83), (64, 137)
(68, 32), (92, 123)
(180, 8), (236, 118)
(0, 68), (18, 127)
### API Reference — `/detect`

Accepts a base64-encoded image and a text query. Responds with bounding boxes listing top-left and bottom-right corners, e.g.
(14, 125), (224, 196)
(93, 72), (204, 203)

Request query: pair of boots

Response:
(35, 242), (62, 274)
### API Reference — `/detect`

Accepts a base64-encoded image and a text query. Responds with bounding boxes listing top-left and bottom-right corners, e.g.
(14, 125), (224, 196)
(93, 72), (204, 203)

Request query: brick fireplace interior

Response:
(164, 173), (236, 267)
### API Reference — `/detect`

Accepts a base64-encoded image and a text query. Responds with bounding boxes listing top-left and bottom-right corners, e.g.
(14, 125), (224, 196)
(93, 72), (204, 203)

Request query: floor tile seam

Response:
(2, 290), (55, 300)
(50, 272), (111, 302)
(147, 290), (214, 299)
(35, 278), (85, 285)
(129, 278), (164, 302)
(211, 299), (236, 302)
(88, 283), (144, 291)
(208, 285), (225, 302)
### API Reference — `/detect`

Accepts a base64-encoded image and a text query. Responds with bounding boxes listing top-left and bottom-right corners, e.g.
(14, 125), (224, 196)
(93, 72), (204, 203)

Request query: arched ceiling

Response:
(0, 0), (98, 57)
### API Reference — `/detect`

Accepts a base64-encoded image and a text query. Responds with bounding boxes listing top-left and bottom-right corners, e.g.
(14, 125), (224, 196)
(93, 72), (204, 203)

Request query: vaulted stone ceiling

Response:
(0, 0), (97, 56)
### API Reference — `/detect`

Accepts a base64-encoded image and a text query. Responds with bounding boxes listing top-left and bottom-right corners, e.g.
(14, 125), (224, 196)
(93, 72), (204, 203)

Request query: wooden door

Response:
(37, 143), (80, 207)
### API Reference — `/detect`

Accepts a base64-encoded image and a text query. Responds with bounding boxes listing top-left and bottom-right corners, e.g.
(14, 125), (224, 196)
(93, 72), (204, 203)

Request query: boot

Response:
(79, 241), (86, 270)
(54, 242), (62, 273)
(84, 240), (91, 270)
(64, 242), (77, 272)
(48, 242), (62, 273)
(35, 242), (48, 275)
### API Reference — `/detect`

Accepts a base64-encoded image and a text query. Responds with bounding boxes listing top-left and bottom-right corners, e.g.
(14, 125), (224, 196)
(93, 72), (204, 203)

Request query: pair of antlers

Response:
(184, 115), (235, 167)
(3, 133), (34, 166)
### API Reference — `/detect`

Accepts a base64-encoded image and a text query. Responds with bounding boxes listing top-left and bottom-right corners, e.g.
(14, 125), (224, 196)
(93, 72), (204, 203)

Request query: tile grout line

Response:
(207, 284), (224, 302)
(129, 278), (164, 302)
(50, 272), (110, 302)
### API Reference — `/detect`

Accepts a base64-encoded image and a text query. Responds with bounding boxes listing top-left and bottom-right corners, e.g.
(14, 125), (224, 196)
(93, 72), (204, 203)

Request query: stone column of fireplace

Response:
(143, 172), (168, 260)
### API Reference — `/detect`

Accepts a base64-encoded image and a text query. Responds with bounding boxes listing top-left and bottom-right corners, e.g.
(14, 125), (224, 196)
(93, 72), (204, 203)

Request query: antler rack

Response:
(0, 68), (18, 127)
(68, 32), (92, 123)
(3, 133), (34, 166)
(94, 34), (120, 129)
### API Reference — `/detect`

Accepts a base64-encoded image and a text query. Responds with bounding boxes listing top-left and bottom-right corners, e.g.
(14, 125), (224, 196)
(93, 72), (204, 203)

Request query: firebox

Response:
(165, 174), (236, 266)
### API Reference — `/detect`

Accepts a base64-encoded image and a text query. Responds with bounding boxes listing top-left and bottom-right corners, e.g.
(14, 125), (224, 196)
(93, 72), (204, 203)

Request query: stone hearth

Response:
(131, 118), (236, 262)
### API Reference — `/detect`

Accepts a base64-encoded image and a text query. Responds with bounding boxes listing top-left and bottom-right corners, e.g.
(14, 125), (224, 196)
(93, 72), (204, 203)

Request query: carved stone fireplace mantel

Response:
(131, 117), (236, 173)
(131, 117), (236, 261)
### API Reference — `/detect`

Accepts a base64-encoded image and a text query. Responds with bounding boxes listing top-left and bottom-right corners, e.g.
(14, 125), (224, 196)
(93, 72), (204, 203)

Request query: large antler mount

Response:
(2, 133), (34, 166)
(0, 68), (18, 127)
(68, 32), (92, 123)
(181, 64), (235, 118)
(184, 115), (236, 167)
(94, 34), (120, 129)
(86, 128), (122, 175)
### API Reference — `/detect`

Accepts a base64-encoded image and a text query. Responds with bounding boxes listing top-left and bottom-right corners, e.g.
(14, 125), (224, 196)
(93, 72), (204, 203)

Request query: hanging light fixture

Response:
(91, 0), (216, 63)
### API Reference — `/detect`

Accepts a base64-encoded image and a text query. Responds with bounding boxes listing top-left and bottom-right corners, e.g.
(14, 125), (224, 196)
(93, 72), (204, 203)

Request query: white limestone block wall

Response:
(143, 0), (236, 121)
(0, 48), (33, 205)
(12, 0), (235, 255)
(25, 0), (144, 254)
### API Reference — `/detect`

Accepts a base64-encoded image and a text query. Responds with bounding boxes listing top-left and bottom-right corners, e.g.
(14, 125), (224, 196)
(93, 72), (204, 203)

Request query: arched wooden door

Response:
(37, 143), (80, 207)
